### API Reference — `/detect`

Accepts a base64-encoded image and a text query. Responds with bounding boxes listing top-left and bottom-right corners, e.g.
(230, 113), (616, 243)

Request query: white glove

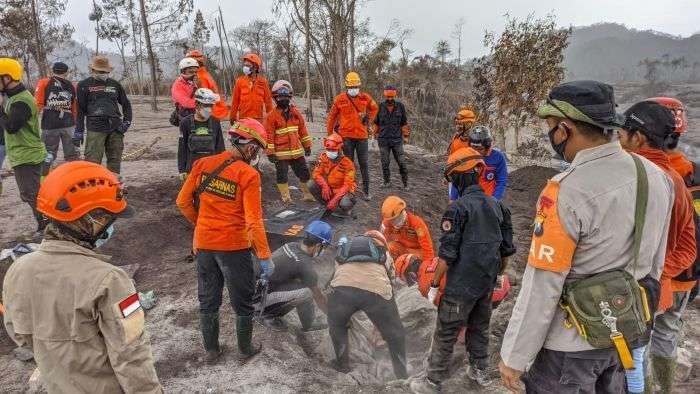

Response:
(427, 285), (439, 305)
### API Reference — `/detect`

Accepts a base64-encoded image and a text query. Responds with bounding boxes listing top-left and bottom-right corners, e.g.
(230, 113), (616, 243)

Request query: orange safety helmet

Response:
(229, 118), (268, 148)
(455, 107), (476, 126)
(364, 229), (388, 249)
(186, 49), (205, 64)
(381, 195), (406, 220)
(242, 53), (263, 70)
(444, 147), (484, 180)
(37, 161), (131, 222)
(648, 97), (688, 134)
(324, 133), (344, 151)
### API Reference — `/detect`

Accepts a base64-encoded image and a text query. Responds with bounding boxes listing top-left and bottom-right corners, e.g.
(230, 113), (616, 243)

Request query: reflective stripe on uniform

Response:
(275, 148), (305, 158)
(275, 126), (299, 135)
(301, 135), (312, 143)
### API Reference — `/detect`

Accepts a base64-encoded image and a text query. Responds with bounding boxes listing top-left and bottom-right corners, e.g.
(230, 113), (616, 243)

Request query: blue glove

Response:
(117, 120), (131, 134)
(72, 130), (84, 147)
(259, 258), (275, 280)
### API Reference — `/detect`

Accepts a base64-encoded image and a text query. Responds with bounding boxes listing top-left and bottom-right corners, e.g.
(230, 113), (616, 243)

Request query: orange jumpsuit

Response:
(312, 153), (357, 195)
(381, 212), (434, 262)
(196, 67), (229, 120)
(176, 150), (271, 259)
(230, 74), (273, 123)
(326, 92), (378, 139)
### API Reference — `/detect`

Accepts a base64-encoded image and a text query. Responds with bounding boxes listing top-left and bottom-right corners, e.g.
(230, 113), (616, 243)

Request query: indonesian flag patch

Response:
(118, 293), (141, 318)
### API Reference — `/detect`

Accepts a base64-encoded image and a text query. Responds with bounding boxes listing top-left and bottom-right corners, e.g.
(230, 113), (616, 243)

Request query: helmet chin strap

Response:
(232, 142), (252, 163)
(54, 215), (116, 247)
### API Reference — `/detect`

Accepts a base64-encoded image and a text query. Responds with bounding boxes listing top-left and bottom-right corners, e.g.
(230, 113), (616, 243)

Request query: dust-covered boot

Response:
(297, 299), (327, 331)
(200, 312), (221, 364)
(236, 315), (262, 361)
(652, 355), (676, 394)
(409, 376), (441, 393)
(276, 183), (292, 203)
(299, 182), (315, 202)
(466, 362), (492, 386)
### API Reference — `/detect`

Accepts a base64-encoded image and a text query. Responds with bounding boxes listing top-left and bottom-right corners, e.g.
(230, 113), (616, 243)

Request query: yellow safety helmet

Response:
(345, 71), (361, 87)
(0, 58), (23, 81)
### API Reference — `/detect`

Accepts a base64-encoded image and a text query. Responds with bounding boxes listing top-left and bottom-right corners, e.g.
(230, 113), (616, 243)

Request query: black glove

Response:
(360, 113), (369, 125)
(72, 130), (84, 147)
(304, 147), (311, 157)
(117, 121), (131, 134)
(268, 154), (277, 163)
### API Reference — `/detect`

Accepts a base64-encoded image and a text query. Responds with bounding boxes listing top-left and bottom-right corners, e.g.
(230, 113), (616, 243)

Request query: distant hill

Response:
(564, 23), (700, 83)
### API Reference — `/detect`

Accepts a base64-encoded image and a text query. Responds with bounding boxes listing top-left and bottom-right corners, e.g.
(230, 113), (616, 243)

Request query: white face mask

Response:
(95, 224), (115, 248)
(347, 88), (360, 97)
(391, 211), (407, 228)
(326, 151), (339, 160)
(242, 66), (252, 75)
(249, 150), (260, 166)
(198, 107), (212, 119)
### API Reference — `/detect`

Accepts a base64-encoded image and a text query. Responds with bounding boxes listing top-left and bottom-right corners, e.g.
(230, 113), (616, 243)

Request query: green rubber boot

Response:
(200, 312), (221, 363)
(236, 315), (261, 361)
(652, 355), (676, 394)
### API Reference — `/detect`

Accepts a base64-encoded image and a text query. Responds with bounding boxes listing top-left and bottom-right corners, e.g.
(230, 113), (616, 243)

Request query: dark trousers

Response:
(256, 281), (316, 329)
(84, 130), (124, 174)
(342, 138), (369, 194)
(378, 139), (407, 185)
(196, 248), (255, 317)
(327, 286), (407, 379)
(275, 157), (311, 184)
(522, 348), (625, 394)
(41, 126), (80, 175)
(13, 163), (44, 228)
(427, 292), (492, 383)
(308, 180), (356, 211)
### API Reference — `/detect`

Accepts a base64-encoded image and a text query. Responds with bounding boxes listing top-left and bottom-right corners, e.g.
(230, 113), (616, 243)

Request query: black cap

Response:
(539, 80), (624, 129)
(52, 62), (69, 74)
(623, 101), (676, 145)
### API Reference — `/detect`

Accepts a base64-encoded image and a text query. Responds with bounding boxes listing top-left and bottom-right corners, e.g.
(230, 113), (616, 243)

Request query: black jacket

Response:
(76, 77), (132, 133)
(39, 76), (76, 130)
(177, 114), (225, 173)
(438, 184), (516, 298)
(374, 100), (407, 142)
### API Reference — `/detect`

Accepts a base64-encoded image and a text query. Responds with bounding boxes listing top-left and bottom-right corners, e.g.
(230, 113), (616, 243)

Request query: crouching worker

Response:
(176, 118), (274, 363)
(178, 88), (225, 181)
(309, 133), (357, 216)
(410, 147), (515, 393)
(254, 220), (333, 331)
(381, 195), (434, 262)
(327, 235), (408, 379)
(2, 161), (162, 393)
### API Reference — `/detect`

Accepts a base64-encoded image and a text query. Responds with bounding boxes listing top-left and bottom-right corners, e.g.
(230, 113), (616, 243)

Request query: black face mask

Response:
(386, 98), (394, 104)
(450, 171), (480, 196)
(275, 98), (290, 110)
(548, 124), (569, 161)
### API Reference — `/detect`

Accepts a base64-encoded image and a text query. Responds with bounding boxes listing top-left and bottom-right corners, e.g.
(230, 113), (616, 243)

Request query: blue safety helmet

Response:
(305, 220), (333, 245)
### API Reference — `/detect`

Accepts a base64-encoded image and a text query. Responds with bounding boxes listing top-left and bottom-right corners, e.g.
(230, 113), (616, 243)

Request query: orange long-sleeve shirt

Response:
(230, 74), (273, 122)
(312, 153), (357, 193)
(176, 150), (271, 259)
(326, 92), (378, 139)
(381, 212), (435, 262)
(196, 67), (229, 120)
(636, 148), (696, 309)
(265, 105), (312, 160)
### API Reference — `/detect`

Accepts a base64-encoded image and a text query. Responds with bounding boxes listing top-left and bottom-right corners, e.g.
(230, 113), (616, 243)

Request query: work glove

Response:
(327, 196), (341, 210)
(267, 154), (277, 163)
(427, 284), (439, 305)
(72, 130), (84, 147)
(179, 172), (188, 182)
(117, 120), (131, 134)
(320, 183), (332, 201)
(304, 147), (311, 157)
(259, 258), (275, 281)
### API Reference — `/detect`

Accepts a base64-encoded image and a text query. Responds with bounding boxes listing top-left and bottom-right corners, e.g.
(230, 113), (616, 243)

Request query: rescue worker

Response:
(2, 160), (162, 393)
(0, 129), (4, 194)
(34, 61), (79, 175)
(328, 234), (407, 379)
(171, 57), (200, 122)
(177, 88), (225, 180)
(186, 49), (229, 120)
(176, 118), (274, 363)
(0, 57), (48, 232)
(410, 147), (515, 393)
(254, 220), (333, 331)
(230, 53), (273, 123)
(498, 81), (674, 394)
(374, 85), (410, 189)
(467, 125), (507, 200)
(265, 79), (314, 203)
(394, 254), (511, 309)
(308, 133), (357, 216)
(619, 101), (697, 393)
(75, 56), (132, 174)
(326, 72), (378, 200)
(380, 195), (434, 262)
(447, 107), (476, 202)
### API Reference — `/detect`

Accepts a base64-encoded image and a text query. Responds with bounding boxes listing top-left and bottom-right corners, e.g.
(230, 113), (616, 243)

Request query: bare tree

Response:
(138, 0), (158, 110)
(89, 0), (103, 55)
(191, 9), (210, 51)
(451, 17), (465, 66)
(99, 0), (131, 80)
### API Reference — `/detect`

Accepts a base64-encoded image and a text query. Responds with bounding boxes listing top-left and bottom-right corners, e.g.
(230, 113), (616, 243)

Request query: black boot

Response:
(236, 315), (261, 361)
(297, 300), (327, 331)
(401, 173), (409, 191)
(200, 312), (221, 363)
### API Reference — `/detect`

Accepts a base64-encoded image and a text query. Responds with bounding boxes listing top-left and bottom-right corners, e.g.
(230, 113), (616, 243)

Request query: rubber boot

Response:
(651, 355), (676, 394)
(276, 183), (292, 203)
(200, 312), (221, 363)
(236, 315), (261, 361)
(297, 299), (327, 331)
(299, 182), (315, 202)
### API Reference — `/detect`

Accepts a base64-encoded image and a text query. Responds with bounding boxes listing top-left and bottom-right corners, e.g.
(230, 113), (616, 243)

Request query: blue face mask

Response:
(94, 225), (115, 248)
(242, 66), (252, 75)
(347, 88), (360, 97)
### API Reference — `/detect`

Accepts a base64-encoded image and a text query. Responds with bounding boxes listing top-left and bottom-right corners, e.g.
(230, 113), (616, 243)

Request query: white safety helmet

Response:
(194, 88), (219, 105)
(179, 57), (199, 72)
(271, 79), (293, 96)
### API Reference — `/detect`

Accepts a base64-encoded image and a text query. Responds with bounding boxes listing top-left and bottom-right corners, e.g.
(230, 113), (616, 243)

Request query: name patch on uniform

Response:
(201, 174), (238, 200)
(119, 293), (141, 318)
(486, 172), (495, 181)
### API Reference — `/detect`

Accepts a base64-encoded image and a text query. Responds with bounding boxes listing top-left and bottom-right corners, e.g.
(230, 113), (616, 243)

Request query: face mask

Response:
(247, 148), (261, 166)
(326, 151), (339, 160)
(391, 211), (407, 228)
(386, 98), (394, 104)
(242, 66), (252, 75)
(93, 73), (110, 81)
(94, 224), (115, 248)
(275, 98), (290, 110)
(347, 88), (360, 97)
(548, 123), (569, 161)
(198, 107), (212, 119)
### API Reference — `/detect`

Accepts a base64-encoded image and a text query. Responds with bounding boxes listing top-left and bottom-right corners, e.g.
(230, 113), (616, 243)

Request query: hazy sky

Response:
(65, 0), (700, 57)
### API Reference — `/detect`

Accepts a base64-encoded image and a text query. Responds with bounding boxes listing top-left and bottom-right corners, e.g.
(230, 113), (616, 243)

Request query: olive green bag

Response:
(559, 154), (653, 369)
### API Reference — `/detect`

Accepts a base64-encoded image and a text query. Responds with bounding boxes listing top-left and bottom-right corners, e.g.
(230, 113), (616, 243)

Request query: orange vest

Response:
(312, 153), (357, 193)
(326, 92), (379, 139)
(265, 106), (312, 160)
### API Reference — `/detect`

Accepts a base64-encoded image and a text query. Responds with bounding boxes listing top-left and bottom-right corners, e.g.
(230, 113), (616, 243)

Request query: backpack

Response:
(335, 235), (386, 265)
(188, 120), (216, 155)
